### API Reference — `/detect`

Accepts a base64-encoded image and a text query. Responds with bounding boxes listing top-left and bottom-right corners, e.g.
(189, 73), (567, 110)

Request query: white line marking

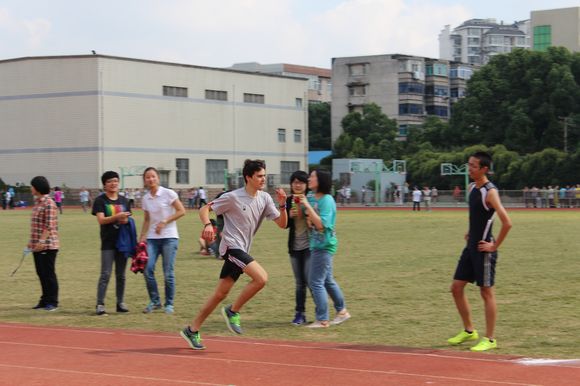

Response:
(0, 341), (540, 386)
(516, 358), (580, 366)
(0, 363), (229, 385)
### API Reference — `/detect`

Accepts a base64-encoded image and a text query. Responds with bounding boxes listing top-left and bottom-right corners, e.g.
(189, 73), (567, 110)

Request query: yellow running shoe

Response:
(470, 337), (497, 352)
(447, 329), (479, 345)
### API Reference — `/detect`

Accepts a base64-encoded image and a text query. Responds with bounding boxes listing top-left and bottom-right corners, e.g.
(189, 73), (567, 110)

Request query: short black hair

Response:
(313, 169), (332, 195)
(30, 176), (51, 195)
(471, 151), (492, 169)
(101, 171), (120, 185)
(242, 159), (266, 183)
(289, 170), (308, 184)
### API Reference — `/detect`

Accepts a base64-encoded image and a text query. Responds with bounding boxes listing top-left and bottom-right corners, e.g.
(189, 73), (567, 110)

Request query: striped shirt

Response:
(29, 195), (60, 250)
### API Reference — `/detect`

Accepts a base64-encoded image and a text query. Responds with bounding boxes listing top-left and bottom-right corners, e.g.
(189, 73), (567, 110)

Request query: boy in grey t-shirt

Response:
(180, 160), (288, 350)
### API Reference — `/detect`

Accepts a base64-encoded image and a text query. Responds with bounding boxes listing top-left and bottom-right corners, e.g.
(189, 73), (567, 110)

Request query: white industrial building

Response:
(0, 55), (308, 189)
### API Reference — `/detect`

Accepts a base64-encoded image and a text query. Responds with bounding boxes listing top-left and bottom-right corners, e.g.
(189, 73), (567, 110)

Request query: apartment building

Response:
(439, 18), (530, 64)
(331, 54), (474, 142)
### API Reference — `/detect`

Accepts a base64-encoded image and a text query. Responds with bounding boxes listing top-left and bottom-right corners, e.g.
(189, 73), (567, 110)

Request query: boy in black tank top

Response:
(447, 152), (512, 352)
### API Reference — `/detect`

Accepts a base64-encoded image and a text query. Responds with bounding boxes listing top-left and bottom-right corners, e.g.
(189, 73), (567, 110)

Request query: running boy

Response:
(447, 151), (512, 352)
(180, 159), (287, 350)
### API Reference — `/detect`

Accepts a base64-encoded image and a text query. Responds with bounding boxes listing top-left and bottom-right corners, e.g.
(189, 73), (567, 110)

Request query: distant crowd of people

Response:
(522, 185), (580, 208)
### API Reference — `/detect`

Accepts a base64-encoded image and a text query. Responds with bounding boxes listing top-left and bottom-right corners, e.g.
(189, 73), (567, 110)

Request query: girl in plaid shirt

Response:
(28, 176), (60, 311)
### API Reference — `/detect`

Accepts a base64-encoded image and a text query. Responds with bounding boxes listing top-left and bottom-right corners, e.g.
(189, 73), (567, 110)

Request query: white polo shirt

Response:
(142, 186), (180, 239)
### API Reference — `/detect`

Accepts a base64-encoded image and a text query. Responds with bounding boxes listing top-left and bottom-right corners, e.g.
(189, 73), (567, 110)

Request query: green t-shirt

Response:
(307, 193), (338, 254)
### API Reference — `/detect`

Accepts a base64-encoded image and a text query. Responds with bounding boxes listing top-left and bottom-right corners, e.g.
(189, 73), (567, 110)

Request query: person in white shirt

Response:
(139, 167), (186, 314)
(198, 187), (207, 208)
(412, 186), (422, 211)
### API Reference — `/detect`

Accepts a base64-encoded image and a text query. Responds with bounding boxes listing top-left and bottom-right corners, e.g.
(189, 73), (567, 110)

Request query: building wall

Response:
(331, 55), (399, 144)
(0, 56), (308, 189)
(331, 54), (469, 143)
(531, 7), (580, 52)
(0, 57), (100, 188)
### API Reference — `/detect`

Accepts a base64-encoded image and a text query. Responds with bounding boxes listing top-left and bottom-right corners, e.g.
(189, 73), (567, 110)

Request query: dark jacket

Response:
(286, 195), (310, 254)
(116, 217), (137, 257)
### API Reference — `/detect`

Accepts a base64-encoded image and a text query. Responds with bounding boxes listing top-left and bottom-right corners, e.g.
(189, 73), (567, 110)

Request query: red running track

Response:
(1, 323), (579, 385)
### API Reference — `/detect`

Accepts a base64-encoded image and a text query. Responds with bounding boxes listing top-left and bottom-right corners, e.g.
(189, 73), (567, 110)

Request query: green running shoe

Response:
(180, 327), (205, 350)
(221, 305), (243, 334)
(470, 337), (497, 352)
(447, 329), (479, 345)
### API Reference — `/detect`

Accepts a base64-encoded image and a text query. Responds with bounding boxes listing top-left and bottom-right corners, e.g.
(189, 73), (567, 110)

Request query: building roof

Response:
(457, 18), (499, 28)
(282, 64), (331, 78)
(0, 54), (308, 82)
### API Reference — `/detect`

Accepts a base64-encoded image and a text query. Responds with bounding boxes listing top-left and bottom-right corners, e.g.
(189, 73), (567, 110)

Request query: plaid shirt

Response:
(29, 195), (60, 250)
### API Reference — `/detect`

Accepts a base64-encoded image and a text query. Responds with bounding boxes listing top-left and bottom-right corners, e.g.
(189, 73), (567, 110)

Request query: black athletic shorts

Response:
(220, 248), (255, 282)
(453, 247), (498, 287)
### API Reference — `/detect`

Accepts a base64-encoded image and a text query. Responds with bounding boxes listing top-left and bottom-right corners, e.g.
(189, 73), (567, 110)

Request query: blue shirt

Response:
(307, 193), (338, 253)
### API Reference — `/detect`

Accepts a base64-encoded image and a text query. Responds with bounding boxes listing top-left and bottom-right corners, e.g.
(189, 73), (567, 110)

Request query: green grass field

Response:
(1, 207), (579, 358)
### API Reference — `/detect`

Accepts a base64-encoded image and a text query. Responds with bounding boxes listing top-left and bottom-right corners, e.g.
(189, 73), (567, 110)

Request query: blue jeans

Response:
(308, 249), (346, 322)
(144, 238), (178, 307)
(289, 249), (311, 313)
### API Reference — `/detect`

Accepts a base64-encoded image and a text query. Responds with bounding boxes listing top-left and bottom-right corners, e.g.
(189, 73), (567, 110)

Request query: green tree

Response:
(333, 103), (399, 159)
(308, 102), (331, 150)
(450, 47), (580, 153)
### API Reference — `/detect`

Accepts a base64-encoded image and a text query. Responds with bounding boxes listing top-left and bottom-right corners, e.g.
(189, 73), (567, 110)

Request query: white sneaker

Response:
(330, 311), (351, 325)
(306, 320), (329, 328)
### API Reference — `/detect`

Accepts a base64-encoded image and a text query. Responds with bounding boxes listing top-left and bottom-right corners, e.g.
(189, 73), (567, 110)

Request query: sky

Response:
(0, 0), (578, 69)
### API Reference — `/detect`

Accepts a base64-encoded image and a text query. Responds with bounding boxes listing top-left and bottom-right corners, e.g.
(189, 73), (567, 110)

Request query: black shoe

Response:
(32, 303), (46, 310)
(116, 303), (129, 313)
(96, 304), (108, 316)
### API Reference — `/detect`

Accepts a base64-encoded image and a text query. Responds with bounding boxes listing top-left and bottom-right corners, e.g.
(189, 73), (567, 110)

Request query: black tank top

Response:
(468, 181), (496, 248)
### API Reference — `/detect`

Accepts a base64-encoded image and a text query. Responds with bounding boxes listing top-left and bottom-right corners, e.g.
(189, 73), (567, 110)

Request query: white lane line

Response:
(0, 363), (229, 385)
(0, 341), (539, 386)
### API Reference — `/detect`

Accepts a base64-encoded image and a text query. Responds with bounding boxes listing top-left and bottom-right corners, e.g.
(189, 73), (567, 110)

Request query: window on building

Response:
(348, 63), (369, 76)
(163, 86), (188, 97)
(176, 158), (189, 184)
(243, 93), (265, 104)
(281, 161), (299, 183)
(205, 89), (228, 101)
(399, 82), (425, 94)
(468, 56), (481, 64)
(206, 159), (228, 185)
(434, 85), (449, 97)
(295, 98), (303, 108)
(399, 103), (423, 115)
(278, 128), (286, 143)
(533, 25), (552, 51)
(434, 64), (448, 76)
(398, 125), (408, 136)
(426, 105), (449, 117)
(309, 78), (321, 91)
(348, 85), (367, 96)
(348, 105), (364, 114)
(467, 37), (480, 45)
(294, 129), (302, 143)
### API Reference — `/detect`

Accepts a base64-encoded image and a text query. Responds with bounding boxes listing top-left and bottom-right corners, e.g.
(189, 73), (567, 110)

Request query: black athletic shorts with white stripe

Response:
(220, 248), (255, 281)
(453, 247), (498, 287)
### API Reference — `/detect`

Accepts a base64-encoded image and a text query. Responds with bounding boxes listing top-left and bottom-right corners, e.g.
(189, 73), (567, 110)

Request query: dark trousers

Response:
(33, 250), (59, 306)
(290, 249), (311, 313)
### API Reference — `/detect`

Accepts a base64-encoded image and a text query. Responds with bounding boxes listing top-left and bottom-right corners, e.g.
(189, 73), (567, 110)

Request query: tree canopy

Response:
(324, 48), (580, 189)
(449, 47), (580, 153)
